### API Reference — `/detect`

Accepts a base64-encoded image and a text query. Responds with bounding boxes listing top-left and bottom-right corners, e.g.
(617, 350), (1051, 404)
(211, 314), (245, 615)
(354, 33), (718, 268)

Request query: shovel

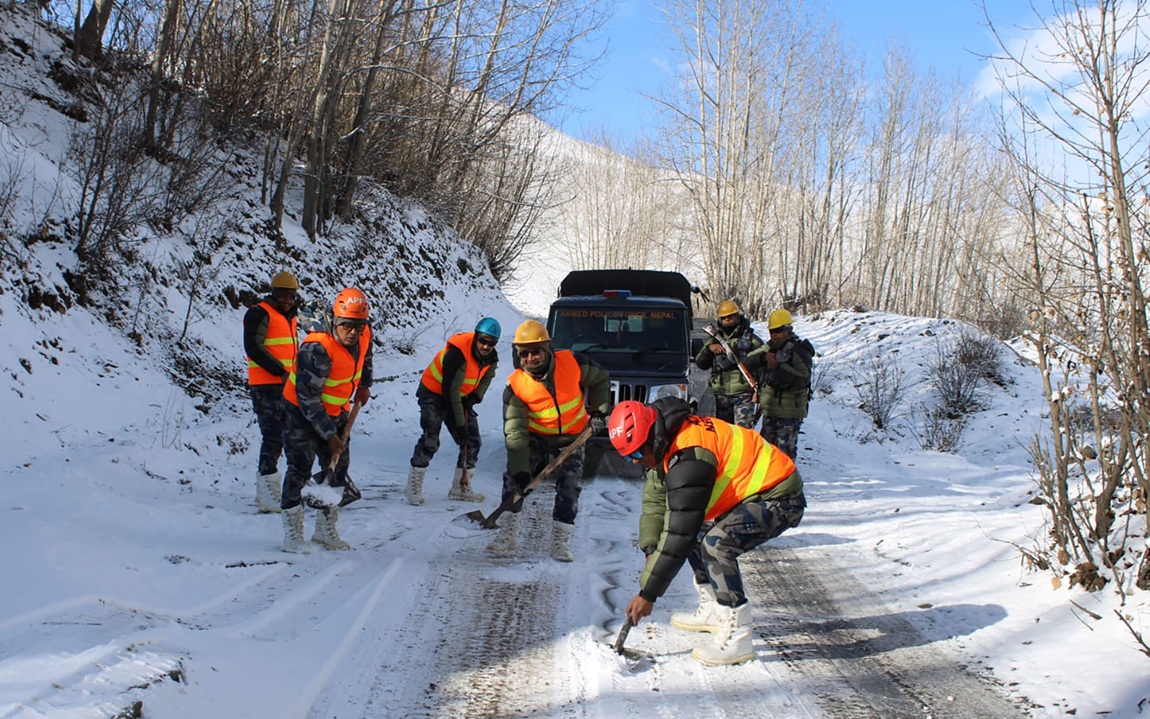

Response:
(613, 616), (634, 654)
(610, 615), (649, 665)
(462, 423), (594, 528)
(307, 400), (362, 507)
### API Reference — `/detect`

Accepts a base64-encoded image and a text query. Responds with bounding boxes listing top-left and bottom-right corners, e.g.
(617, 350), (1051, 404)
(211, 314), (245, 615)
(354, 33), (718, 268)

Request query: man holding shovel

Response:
(487, 320), (610, 561)
(608, 397), (805, 665)
(404, 317), (501, 505)
(280, 288), (373, 553)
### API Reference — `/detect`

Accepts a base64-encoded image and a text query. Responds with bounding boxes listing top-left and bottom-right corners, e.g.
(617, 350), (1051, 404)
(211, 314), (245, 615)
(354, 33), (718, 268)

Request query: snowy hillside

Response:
(1, 4), (1148, 718)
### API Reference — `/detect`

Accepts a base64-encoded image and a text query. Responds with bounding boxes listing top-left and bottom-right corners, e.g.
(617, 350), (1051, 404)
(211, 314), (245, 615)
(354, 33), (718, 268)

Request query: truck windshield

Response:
(550, 308), (688, 362)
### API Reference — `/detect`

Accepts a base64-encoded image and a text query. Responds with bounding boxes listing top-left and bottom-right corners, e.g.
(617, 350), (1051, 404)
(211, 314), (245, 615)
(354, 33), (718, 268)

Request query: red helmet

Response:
(608, 401), (657, 456)
(333, 288), (369, 322)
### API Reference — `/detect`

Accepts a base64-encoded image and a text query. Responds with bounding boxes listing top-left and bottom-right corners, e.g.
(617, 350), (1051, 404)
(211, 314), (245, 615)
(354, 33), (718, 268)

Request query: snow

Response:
(7, 298), (1150, 719)
(1, 3), (1148, 718)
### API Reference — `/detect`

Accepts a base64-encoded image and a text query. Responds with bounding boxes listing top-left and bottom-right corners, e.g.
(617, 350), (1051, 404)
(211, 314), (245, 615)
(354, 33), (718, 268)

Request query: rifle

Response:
(702, 323), (760, 403)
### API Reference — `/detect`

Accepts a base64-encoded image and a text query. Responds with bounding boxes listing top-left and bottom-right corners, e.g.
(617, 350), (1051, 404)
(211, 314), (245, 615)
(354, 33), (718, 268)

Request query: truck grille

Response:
(610, 381), (649, 405)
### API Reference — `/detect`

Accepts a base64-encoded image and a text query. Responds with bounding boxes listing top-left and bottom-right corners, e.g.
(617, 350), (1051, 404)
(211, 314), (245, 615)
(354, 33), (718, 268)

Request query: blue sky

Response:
(553, 0), (1036, 145)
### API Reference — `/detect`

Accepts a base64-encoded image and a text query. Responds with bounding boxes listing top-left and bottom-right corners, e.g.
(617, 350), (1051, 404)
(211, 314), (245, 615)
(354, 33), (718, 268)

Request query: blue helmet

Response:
(475, 317), (501, 340)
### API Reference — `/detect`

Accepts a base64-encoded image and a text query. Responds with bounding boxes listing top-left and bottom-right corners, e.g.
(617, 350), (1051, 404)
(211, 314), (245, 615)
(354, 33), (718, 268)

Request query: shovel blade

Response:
(462, 509), (490, 525)
(339, 478), (362, 507)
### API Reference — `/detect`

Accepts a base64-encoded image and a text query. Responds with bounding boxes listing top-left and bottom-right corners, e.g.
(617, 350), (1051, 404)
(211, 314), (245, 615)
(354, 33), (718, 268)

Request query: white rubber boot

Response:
(551, 520), (574, 562)
(691, 603), (755, 666)
(268, 470), (282, 503)
(404, 466), (427, 506)
(670, 582), (721, 633)
(256, 471), (282, 513)
(281, 505), (311, 554)
(312, 507), (351, 550)
(448, 467), (485, 502)
(486, 512), (518, 554)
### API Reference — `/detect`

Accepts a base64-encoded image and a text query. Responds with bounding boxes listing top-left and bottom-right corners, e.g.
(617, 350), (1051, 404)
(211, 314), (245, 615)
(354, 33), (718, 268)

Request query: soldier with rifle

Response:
(748, 309), (814, 459)
(694, 300), (764, 428)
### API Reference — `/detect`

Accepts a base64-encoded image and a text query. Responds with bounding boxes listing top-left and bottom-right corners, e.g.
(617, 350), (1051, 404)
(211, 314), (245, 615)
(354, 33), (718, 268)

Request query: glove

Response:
(590, 413), (607, 434)
(354, 385), (371, 405)
(462, 395), (478, 411)
(326, 434), (346, 457)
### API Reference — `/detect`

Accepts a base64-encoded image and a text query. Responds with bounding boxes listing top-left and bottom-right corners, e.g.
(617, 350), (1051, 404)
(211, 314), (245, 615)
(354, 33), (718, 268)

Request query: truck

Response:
(545, 269), (711, 477)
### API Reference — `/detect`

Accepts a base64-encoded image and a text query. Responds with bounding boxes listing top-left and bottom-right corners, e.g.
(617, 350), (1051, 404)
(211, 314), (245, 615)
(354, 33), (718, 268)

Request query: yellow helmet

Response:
(271, 271), (299, 290)
(768, 308), (793, 330)
(513, 319), (550, 345)
(717, 300), (741, 318)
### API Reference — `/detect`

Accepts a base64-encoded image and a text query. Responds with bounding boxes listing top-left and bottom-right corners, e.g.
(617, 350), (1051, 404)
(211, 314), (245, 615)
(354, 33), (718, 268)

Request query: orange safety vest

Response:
(283, 326), (371, 416)
(664, 415), (795, 521)
(507, 350), (589, 435)
(420, 332), (491, 396)
(247, 302), (298, 386)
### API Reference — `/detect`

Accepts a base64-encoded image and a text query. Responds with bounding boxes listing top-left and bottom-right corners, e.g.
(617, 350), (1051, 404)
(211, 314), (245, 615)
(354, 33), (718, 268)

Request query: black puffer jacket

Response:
(636, 397), (717, 602)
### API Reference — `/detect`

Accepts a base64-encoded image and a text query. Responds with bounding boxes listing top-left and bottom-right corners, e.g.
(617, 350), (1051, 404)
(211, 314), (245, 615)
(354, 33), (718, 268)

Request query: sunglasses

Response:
(626, 449), (644, 461)
(476, 335), (497, 347)
(517, 347), (546, 358)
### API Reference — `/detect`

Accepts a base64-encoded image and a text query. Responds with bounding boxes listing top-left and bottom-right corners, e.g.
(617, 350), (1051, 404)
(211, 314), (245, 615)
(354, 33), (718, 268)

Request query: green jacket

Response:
(694, 317), (764, 397)
(502, 350), (610, 477)
(749, 333), (813, 419)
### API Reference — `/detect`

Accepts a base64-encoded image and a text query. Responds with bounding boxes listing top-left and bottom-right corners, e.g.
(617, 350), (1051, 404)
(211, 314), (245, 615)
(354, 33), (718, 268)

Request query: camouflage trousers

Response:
(686, 490), (807, 607)
(250, 385), (286, 476)
(281, 403), (350, 510)
(500, 436), (585, 524)
(409, 390), (481, 470)
(760, 417), (803, 459)
(714, 393), (759, 429)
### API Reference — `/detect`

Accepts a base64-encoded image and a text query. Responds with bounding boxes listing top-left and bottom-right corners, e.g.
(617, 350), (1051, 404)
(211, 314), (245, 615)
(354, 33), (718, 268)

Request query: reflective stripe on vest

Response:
(665, 415), (795, 521)
(283, 327), (370, 416)
(507, 350), (589, 435)
(246, 301), (298, 385)
(420, 332), (491, 396)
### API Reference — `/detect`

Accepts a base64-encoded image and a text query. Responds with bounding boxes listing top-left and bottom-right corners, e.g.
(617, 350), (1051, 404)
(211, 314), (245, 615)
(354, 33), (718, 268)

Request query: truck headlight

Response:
(649, 383), (688, 401)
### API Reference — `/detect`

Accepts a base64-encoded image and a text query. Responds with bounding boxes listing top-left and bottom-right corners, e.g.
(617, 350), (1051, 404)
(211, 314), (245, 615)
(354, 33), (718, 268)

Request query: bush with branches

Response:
(850, 352), (906, 430)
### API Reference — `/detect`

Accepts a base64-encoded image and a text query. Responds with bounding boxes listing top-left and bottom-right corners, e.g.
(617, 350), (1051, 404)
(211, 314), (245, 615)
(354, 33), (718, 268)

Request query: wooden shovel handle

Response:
(478, 423), (595, 528)
(326, 400), (362, 471)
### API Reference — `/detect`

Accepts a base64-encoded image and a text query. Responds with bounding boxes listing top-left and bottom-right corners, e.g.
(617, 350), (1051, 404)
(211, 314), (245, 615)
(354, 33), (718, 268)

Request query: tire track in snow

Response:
(741, 544), (1029, 718)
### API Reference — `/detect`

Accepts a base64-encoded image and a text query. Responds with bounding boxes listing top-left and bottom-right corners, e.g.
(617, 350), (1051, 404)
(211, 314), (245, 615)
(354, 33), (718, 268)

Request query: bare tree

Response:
(74, 0), (114, 61)
(547, 131), (687, 271)
(770, 20), (863, 313)
(988, 0), (1150, 598)
(654, 0), (814, 315)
